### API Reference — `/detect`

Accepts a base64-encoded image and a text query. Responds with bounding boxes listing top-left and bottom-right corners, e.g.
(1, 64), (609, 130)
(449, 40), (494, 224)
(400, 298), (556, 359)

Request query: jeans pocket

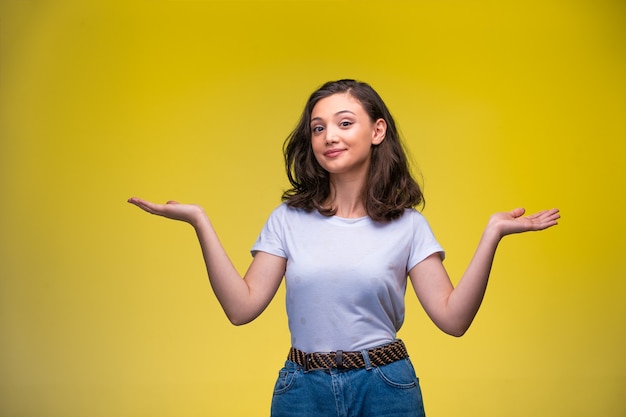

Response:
(273, 365), (300, 395)
(374, 359), (419, 389)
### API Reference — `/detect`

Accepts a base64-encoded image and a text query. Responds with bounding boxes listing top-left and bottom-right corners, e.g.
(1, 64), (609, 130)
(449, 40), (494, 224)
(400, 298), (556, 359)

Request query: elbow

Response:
(446, 327), (468, 338)
(226, 310), (259, 326)
(439, 321), (471, 337)
(229, 318), (247, 326)
(227, 314), (252, 326)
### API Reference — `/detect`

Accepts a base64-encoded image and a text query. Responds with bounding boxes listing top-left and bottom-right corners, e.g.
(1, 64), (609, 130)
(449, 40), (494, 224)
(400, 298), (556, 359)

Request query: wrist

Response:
(189, 207), (210, 229)
(482, 221), (504, 244)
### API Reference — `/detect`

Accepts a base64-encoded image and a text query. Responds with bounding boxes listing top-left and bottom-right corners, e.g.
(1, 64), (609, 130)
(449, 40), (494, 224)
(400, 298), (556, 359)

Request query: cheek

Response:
(312, 151), (325, 168)
(310, 137), (324, 154)
(310, 139), (325, 163)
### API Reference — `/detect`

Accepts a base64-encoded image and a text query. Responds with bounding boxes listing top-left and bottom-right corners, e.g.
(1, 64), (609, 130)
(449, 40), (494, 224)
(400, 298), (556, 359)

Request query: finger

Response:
(526, 208), (559, 221)
(128, 198), (164, 215)
(127, 197), (144, 205)
(540, 210), (560, 223)
(510, 207), (526, 218)
(533, 215), (560, 230)
(136, 202), (159, 215)
(128, 197), (151, 211)
(547, 208), (560, 220)
(525, 211), (548, 221)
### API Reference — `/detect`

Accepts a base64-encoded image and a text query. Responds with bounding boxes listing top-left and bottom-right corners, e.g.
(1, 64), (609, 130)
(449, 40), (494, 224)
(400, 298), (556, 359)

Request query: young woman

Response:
(128, 79), (559, 416)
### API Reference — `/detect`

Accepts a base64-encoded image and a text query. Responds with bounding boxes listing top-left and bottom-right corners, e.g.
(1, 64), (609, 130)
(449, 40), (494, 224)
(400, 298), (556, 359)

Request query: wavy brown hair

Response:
(282, 79), (424, 221)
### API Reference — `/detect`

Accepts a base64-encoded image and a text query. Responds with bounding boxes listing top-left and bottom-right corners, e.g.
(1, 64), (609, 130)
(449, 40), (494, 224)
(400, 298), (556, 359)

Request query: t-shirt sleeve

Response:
(250, 204), (288, 259)
(407, 211), (445, 271)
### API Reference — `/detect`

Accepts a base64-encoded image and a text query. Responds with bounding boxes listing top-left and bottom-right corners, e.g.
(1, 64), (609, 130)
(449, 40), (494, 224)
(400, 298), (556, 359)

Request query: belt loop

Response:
(360, 349), (373, 370)
(335, 350), (343, 368)
(303, 354), (311, 373)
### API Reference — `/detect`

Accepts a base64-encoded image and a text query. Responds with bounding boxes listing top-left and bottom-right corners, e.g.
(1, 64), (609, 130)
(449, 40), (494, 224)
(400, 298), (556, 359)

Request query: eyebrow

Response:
(311, 110), (356, 123)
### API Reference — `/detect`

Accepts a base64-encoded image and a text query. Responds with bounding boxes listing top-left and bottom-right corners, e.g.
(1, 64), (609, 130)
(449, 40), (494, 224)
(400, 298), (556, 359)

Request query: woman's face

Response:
(310, 92), (386, 180)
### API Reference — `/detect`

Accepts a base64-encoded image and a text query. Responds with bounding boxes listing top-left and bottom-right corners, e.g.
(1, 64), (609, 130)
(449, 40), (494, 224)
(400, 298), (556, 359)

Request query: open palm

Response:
(489, 208), (560, 237)
(127, 197), (206, 226)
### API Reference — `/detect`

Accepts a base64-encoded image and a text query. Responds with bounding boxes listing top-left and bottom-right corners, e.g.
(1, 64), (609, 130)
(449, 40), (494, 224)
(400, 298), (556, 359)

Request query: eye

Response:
(312, 125), (325, 133)
(339, 120), (353, 128)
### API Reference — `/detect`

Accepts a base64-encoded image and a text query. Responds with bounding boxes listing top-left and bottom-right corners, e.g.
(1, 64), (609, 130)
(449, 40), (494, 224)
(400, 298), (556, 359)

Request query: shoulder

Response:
(266, 202), (315, 223)
(395, 208), (437, 232)
(270, 202), (306, 216)
(399, 207), (428, 223)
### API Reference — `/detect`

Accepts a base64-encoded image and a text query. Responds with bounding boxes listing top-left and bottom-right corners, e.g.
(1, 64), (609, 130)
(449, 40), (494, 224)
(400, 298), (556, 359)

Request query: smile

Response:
(324, 149), (344, 157)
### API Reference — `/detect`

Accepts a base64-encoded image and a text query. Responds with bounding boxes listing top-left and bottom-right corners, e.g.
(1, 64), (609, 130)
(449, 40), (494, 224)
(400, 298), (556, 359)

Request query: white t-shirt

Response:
(251, 203), (444, 353)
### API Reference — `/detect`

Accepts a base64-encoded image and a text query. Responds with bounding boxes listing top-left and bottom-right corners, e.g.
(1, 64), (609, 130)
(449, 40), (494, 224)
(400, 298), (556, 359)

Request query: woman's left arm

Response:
(409, 208), (560, 337)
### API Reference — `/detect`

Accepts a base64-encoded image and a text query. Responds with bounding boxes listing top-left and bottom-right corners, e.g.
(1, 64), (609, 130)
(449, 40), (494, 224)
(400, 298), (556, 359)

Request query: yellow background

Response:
(1, 0), (624, 416)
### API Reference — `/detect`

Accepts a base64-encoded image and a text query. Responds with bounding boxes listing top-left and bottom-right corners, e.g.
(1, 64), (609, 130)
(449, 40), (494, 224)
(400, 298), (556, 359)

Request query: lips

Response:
(324, 148), (344, 157)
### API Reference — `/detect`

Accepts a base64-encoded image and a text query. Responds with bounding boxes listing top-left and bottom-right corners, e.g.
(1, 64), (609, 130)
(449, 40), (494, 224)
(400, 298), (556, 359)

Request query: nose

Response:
(325, 127), (338, 145)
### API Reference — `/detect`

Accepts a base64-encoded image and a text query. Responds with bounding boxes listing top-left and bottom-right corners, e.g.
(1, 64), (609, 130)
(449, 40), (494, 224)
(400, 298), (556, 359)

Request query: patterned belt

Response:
(288, 339), (409, 371)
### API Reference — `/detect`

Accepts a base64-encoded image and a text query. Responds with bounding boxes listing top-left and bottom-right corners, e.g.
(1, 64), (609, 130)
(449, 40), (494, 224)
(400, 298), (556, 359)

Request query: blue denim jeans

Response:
(270, 355), (426, 417)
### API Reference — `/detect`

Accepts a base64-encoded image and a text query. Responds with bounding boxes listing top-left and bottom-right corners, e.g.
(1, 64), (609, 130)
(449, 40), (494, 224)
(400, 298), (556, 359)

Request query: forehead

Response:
(311, 93), (366, 118)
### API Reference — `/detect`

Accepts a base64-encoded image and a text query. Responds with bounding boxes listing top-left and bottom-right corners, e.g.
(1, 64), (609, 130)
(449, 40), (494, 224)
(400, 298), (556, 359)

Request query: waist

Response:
(287, 339), (409, 371)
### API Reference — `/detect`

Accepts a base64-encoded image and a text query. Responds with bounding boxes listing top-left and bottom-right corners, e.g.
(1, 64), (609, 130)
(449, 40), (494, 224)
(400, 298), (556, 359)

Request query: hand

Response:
(488, 207), (560, 237)
(127, 197), (207, 226)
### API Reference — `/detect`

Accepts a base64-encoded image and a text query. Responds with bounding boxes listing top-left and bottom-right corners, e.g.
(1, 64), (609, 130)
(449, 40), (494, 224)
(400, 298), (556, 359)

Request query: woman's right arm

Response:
(128, 197), (286, 325)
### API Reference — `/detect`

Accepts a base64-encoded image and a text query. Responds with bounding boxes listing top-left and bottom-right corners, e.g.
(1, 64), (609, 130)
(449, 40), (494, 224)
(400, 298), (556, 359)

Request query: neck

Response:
(327, 175), (367, 218)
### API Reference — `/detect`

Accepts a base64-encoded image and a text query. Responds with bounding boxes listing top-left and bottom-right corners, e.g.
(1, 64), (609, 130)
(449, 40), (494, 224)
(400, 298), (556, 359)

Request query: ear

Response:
(371, 118), (387, 145)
